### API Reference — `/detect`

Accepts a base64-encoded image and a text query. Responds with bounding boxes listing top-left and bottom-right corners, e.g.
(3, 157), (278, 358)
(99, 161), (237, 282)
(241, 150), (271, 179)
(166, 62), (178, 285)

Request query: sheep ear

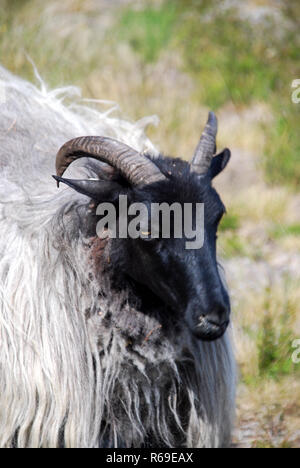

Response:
(52, 176), (122, 202)
(209, 149), (231, 179)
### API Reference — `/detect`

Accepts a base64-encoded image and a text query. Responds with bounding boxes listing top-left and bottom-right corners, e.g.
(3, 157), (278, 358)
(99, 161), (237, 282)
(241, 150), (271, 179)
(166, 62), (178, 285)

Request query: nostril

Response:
(206, 305), (230, 328)
(207, 318), (229, 329)
(193, 308), (229, 340)
(207, 304), (229, 327)
(207, 318), (221, 327)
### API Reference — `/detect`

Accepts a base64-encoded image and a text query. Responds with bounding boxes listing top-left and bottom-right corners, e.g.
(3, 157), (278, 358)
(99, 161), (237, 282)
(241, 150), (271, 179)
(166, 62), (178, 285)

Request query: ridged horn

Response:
(55, 136), (166, 187)
(191, 111), (218, 175)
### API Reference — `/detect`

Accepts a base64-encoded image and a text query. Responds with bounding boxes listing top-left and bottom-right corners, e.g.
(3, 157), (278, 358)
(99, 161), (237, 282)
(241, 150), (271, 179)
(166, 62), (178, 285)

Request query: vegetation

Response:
(219, 213), (240, 232)
(271, 223), (300, 239)
(116, 0), (300, 187)
(118, 4), (177, 63)
(257, 287), (299, 379)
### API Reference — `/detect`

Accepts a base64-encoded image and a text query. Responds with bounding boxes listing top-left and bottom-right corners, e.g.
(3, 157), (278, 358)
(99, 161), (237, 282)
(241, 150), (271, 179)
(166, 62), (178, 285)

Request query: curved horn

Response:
(55, 136), (166, 187)
(191, 111), (218, 175)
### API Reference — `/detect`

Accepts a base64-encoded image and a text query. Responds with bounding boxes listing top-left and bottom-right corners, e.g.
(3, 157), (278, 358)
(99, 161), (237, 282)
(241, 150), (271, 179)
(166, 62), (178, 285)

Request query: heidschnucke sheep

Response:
(0, 66), (236, 448)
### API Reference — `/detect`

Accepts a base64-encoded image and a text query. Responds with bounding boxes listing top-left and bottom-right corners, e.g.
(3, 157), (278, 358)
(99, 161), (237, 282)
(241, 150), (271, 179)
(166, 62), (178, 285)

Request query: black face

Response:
(102, 153), (231, 342)
(60, 150), (231, 341)
(121, 238), (230, 341)
(111, 170), (229, 341)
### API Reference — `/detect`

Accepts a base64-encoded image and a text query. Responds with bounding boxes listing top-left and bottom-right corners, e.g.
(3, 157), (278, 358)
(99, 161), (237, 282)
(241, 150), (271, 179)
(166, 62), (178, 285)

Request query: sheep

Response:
(0, 65), (236, 448)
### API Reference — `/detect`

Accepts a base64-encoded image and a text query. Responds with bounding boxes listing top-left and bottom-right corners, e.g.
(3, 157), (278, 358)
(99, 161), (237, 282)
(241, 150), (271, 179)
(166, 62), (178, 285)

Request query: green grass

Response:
(175, 1), (300, 188)
(118, 4), (177, 63)
(177, 11), (279, 108)
(117, 0), (300, 188)
(263, 108), (300, 188)
(270, 223), (300, 239)
(257, 288), (299, 380)
(0, 0), (114, 91)
(220, 233), (247, 258)
(219, 213), (240, 232)
(2, 0), (299, 187)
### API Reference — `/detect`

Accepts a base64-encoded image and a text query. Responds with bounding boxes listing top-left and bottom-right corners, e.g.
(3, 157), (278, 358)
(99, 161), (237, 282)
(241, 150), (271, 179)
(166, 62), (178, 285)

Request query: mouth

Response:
(191, 317), (229, 342)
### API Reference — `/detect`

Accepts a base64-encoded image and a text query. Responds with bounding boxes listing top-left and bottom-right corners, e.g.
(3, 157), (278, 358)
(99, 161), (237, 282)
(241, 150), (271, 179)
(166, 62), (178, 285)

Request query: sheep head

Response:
(53, 112), (232, 342)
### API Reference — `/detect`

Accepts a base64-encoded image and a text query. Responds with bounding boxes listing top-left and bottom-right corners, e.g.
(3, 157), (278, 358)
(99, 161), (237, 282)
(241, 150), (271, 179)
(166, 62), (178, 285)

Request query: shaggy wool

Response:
(0, 65), (236, 448)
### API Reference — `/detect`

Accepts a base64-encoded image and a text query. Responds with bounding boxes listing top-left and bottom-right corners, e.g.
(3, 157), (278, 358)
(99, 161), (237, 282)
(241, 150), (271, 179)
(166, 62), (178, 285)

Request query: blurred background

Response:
(0, 0), (299, 447)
